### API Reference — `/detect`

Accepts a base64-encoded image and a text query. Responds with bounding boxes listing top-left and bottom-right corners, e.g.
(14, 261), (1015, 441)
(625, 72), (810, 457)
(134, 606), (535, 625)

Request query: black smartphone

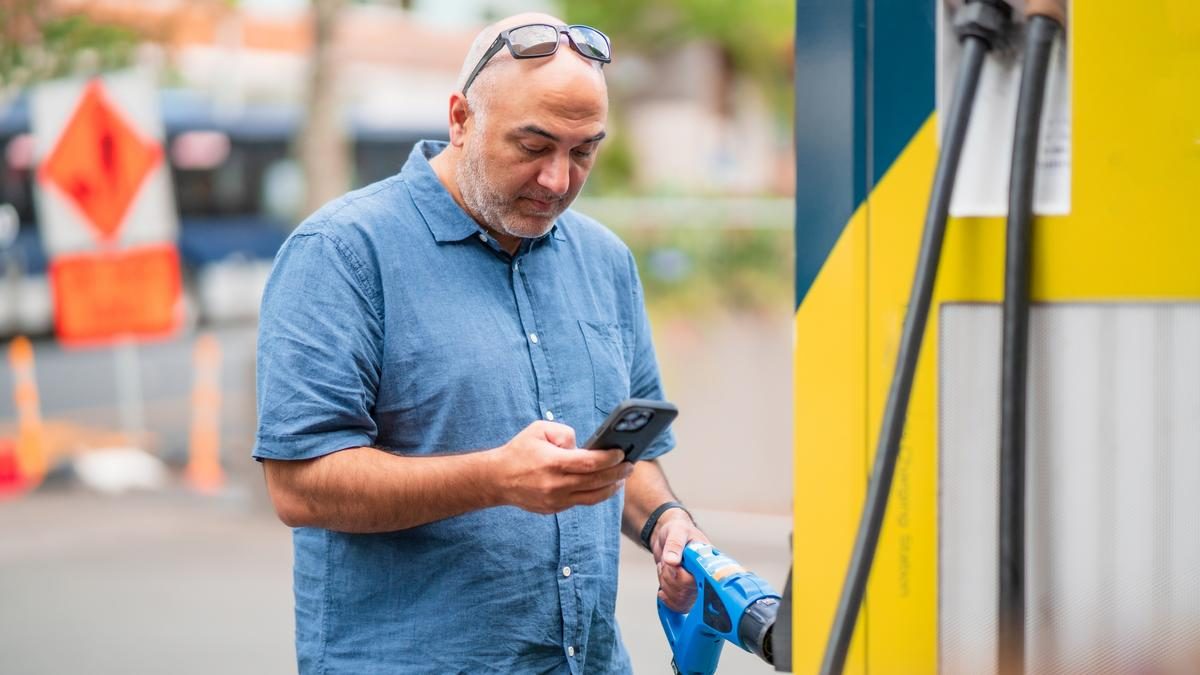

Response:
(583, 398), (678, 462)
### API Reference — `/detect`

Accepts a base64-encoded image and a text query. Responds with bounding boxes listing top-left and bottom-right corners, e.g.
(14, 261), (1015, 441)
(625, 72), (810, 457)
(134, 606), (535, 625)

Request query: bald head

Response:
(455, 12), (607, 117)
(429, 13), (610, 252)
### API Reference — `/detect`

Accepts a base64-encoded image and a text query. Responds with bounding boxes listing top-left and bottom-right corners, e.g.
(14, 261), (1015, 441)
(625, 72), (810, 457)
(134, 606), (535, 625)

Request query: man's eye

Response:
(520, 144), (547, 155)
(572, 146), (596, 158)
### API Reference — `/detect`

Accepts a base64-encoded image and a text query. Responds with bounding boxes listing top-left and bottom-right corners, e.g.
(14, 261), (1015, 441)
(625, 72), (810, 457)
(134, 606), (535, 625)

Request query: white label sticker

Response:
(938, 3), (1072, 217)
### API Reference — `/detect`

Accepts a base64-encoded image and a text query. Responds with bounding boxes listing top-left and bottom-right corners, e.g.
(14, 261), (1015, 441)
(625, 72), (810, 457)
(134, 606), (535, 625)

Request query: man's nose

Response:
(536, 153), (570, 196)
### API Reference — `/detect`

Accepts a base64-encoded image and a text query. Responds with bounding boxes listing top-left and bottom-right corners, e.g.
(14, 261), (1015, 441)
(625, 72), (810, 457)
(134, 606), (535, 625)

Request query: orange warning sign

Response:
(37, 80), (163, 245)
(49, 244), (183, 346)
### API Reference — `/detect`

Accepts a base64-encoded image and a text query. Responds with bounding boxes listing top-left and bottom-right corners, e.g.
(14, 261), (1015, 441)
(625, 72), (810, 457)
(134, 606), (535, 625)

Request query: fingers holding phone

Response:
(495, 420), (629, 514)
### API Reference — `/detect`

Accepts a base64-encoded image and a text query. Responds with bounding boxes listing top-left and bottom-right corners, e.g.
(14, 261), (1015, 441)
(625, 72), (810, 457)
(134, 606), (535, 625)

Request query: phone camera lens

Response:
(618, 410), (652, 432)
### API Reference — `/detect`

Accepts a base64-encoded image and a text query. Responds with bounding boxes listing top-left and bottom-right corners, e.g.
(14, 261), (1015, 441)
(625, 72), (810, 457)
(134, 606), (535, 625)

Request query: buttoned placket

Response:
(492, 235), (584, 671)
(506, 247), (560, 425)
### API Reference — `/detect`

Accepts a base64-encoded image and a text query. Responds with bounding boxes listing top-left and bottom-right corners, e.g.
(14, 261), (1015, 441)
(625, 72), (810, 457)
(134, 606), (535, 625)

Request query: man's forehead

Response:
(496, 75), (607, 138)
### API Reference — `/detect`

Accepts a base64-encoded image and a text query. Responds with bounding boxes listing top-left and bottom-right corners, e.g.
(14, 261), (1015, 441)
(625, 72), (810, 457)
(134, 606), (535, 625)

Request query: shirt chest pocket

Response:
(578, 320), (631, 416)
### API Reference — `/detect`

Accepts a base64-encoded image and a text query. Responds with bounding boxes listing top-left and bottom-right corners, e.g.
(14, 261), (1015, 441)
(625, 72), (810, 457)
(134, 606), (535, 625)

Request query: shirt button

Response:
(478, 233), (488, 242)
(567, 646), (576, 657)
(513, 261), (520, 271)
(562, 566), (571, 577)
(529, 333), (539, 344)
(544, 410), (555, 421)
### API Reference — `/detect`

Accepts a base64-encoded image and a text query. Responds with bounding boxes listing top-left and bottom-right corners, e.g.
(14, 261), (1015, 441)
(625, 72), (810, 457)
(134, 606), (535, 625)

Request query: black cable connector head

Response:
(955, 0), (1015, 51)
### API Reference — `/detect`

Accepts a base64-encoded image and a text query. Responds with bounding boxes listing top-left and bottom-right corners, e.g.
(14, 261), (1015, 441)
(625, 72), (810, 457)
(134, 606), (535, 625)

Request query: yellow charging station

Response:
(793, 2), (1200, 672)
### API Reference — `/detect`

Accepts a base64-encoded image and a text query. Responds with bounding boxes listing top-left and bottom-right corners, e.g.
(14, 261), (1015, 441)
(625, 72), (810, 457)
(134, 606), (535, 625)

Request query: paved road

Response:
(0, 489), (789, 674)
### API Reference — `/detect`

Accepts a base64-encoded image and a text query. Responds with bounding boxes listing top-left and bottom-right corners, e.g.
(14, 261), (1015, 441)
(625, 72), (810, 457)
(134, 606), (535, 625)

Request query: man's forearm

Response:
(263, 421), (632, 533)
(621, 459), (687, 543)
(625, 459), (707, 613)
(264, 446), (501, 533)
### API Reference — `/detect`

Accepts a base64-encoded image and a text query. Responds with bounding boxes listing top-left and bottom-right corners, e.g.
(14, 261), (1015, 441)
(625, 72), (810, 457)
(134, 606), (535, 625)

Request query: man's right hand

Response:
(492, 421), (631, 514)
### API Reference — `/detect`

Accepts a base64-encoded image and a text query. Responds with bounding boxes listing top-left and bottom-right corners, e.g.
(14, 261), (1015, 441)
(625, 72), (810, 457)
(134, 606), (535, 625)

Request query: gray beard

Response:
(456, 143), (564, 240)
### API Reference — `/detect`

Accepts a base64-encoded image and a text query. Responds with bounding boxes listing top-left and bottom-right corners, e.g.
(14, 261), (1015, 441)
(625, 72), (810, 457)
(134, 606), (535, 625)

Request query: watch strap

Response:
(639, 500), (690, 550)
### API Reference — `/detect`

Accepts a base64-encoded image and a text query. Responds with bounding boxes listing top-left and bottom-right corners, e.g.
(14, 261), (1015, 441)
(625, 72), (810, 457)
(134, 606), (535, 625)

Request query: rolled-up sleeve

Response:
(253, 230), (384, 461)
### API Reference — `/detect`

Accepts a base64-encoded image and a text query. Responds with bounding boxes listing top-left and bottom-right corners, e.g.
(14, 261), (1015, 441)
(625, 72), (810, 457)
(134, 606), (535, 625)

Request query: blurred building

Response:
(46, 0), (790, 195)
(0, 0), (792, 336)
(608, 41), (792, 196)
(52, 0), (486, 128)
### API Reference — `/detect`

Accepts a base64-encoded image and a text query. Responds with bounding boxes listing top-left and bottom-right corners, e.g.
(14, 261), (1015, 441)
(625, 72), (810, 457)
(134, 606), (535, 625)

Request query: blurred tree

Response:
(565, 0), (793, 117)
(0, 1), (140, 95)
(298, 0), (353, 215)
(582, 130), (636, 196)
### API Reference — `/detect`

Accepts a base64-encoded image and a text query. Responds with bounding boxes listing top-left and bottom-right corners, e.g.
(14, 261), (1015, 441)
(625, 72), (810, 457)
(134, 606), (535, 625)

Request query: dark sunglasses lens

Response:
(510, 24), (559, 57)
(568, 26), (610, 60)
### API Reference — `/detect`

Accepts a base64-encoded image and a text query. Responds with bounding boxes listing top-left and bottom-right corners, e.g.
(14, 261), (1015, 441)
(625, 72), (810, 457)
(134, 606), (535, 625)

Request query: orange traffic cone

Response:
(8, 336), (46, 490)
(185, 333), (224, 494)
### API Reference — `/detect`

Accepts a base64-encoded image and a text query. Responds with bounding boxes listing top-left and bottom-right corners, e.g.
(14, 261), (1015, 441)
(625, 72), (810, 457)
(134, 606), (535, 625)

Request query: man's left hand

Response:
(651, 509), (710, 613)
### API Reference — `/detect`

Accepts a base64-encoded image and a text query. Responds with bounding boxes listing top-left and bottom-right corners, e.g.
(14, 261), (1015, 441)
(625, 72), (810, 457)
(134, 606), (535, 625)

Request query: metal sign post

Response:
(0, 204), (18, 335)
(113, 335), (146, 446)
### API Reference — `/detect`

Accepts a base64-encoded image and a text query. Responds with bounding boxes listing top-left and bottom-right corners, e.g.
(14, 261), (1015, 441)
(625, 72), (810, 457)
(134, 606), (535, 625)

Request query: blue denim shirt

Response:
(254, 141), (674, 674)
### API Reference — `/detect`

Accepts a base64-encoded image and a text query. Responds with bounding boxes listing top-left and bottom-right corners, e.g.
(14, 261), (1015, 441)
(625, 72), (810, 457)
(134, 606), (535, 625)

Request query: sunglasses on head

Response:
(461, 23), (612, 96)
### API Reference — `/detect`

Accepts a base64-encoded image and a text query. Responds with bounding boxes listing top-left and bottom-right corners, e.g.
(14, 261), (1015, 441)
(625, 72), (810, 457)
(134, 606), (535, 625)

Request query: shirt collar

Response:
(402, 140), (565, 244)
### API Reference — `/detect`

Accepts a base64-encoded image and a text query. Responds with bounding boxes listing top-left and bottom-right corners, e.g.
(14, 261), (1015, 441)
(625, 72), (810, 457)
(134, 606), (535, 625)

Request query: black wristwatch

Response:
(639, 501), (691, 550)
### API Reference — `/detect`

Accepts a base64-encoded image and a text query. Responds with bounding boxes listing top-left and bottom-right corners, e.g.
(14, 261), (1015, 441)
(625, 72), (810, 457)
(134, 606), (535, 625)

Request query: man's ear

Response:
(448, 93), (471, 148)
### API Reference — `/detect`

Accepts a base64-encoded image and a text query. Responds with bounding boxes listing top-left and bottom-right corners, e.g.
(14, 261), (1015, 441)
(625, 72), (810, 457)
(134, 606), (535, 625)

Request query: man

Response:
(255, 12), (708, 674)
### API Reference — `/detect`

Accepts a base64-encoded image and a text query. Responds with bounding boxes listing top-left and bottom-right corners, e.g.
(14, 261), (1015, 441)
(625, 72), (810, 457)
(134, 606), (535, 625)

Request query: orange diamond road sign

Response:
(37, 81), (162, 245)
(32, 72), (181, 346)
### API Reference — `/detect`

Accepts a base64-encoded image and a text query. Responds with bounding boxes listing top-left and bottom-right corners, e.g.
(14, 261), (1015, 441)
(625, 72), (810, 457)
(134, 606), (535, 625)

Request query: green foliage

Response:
(41, 15), (140, 71)
(0, 3), (141, 91)
(582, 131), (637, 196)
(616, 225), (793, 317)
(566, 0), (794, 118)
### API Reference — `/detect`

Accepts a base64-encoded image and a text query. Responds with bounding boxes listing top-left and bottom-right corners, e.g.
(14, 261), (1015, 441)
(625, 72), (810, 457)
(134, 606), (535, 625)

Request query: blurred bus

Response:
(0, 88), (444, 338)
